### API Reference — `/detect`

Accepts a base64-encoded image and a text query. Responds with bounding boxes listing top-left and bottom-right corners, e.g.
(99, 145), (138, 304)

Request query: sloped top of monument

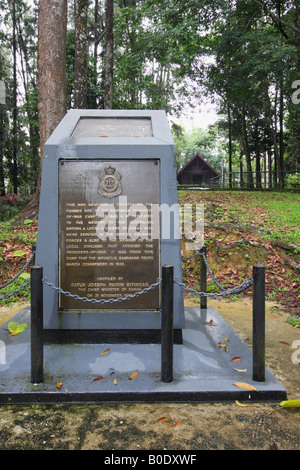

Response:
(45, 109), (174, 145)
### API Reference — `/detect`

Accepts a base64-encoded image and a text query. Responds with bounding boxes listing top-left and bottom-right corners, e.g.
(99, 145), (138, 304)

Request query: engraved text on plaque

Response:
(59, 159), (160, 311)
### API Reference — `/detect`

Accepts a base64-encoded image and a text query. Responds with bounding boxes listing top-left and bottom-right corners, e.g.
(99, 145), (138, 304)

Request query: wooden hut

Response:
(177, 153), (220, 186)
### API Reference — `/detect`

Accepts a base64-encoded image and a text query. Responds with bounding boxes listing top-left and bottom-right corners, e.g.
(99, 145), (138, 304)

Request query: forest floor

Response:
(180, 189), (300, 320)
(0, 190), (299, 451)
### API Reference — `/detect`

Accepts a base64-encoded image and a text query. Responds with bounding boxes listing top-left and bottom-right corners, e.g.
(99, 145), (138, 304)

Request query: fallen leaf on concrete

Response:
(230, 356), (242, 362)
(92, 376), (104, 382)
(204, 319), (215, 325)
(218, 342), (229, 352)
(56, 380), (63, 389)
(129, 371), (138, 380)
(233, 382), (258, 391)
(156, 416), (167, 422)
(101, 348), (110, 355)
(8, 322), (28, 336)
(223, 336), (231, 343)
(114, 379), (118, 385)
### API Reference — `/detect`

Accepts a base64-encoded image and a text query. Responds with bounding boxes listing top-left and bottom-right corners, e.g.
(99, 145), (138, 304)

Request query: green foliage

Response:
(286, 316), (300, 328)
(0, 275), (30, 305)
(172, 124), (226, 172)
(0, 194), (32, 222)
(1, 0), (300, 196)
(201, 0), (300, 184)
(111, 0), (205, 113)
(0, 0), (39, 197)
(286, 173), (300, 188)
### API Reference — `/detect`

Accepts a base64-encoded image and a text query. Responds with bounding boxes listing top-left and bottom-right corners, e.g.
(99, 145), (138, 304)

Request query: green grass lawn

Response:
(179, 190), (299, 324)
(178, 190), (300, 247)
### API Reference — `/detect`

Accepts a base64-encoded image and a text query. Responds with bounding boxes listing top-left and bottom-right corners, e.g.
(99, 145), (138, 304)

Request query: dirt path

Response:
(0, 302), (30, 327)
(0, 299), (299, 451)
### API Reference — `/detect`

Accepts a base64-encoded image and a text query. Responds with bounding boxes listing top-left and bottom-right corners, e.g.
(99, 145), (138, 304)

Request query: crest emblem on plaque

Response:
(98, 166), (123, 198)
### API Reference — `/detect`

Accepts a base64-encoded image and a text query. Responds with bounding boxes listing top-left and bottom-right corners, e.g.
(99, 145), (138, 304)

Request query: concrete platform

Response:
(0, 306), (286, 404)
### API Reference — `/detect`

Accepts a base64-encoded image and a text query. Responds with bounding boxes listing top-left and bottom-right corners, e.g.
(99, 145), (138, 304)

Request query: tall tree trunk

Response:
(15, 0), (68, 223)
(276, 4), (285, 188)
(74, 0), (88, 109)
(94, 0), (99, 62)
(38, 0), (67, 156)
(240, 107), (254, 188)
(91, 0), (105, 107)
(0, 106), (5, 196)
(17, 20), (40, 194)
(12, 0), (18, 195)
(227, 105), (232, 188)
(273, 86), (279, 186)
(93, 0), (99, 108)
(267, 145), (273, 188)
(239, 153), (244, 188)
(254, 125), (261, 189)
(104, 0), (114, 109)
(278, 72), (284, 187)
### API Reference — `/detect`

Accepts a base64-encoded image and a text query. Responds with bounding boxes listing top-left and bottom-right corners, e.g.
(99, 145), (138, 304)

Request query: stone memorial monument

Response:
(36, 110), (185, 344)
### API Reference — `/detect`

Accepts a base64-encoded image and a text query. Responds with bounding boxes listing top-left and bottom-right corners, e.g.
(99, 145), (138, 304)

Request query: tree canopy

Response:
(0, 0), (299, 198)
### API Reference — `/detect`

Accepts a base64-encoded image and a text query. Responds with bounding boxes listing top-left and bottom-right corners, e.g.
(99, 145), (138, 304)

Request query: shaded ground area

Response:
(0, 299), (299, 451)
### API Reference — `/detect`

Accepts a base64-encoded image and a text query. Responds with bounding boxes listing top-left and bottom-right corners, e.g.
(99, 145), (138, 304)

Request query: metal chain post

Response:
(252, 264), (265, 382)
(161, 264), (174, 383)
(200, 245), (207, 309)
(31, 265), (44, 384)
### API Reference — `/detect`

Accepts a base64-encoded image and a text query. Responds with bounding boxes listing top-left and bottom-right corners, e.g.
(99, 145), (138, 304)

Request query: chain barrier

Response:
(43, 277), (161, 304)
(180, 249), (253, 297)
(0, 278), (31, 301)
(0, 247), (253, 303)
(174, 276), (253, 298)
(43, 250), (253, 302)
(183, 250), (227, 291)
(181, 252), (202, 262)
(0, 251), (34, 301)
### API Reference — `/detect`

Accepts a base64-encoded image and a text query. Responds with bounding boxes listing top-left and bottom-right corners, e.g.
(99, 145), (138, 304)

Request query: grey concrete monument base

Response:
(0, 306), (286, 404)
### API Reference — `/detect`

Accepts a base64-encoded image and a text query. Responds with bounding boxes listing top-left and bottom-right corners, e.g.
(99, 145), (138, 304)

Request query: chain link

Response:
(200, 251), (227, 291)
(0, 247), (254, 303)
(0, 252), (34, 290)
(181, 251), (202, 262)
(182, 251), (248, 297)
(43, 277), (161, 304)
(0, 278), (31, 301)
(174, 276), (253, 298)
(0, 251), (34, 301)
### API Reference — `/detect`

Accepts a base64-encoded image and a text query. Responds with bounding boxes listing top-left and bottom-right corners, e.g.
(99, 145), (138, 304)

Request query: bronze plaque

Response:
(59, 159), (160, 310)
